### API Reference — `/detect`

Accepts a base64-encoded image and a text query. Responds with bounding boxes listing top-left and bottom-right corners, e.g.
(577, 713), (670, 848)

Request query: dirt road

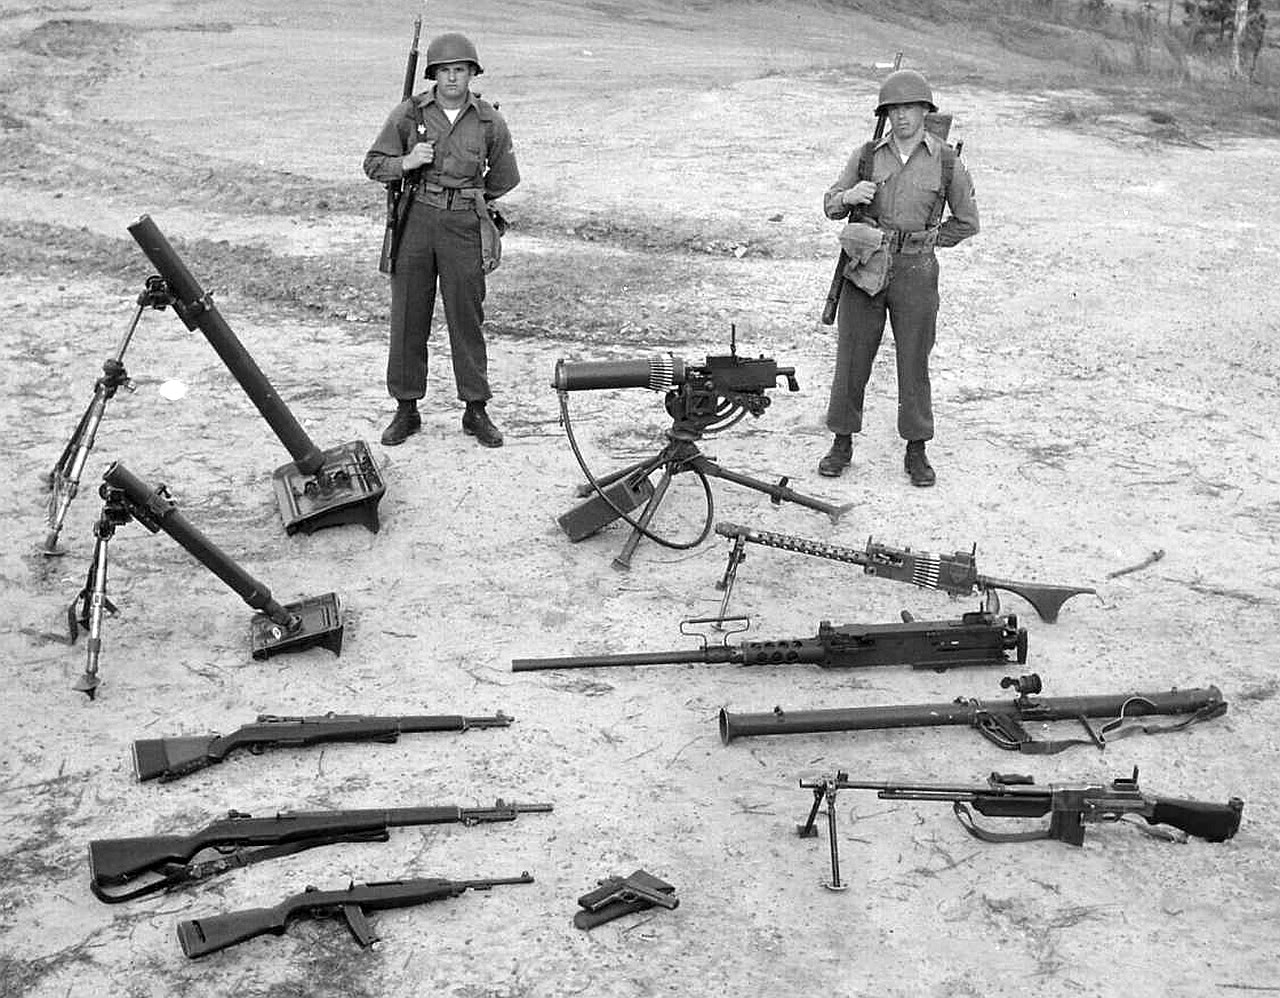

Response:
(1, 2), (1278, 996)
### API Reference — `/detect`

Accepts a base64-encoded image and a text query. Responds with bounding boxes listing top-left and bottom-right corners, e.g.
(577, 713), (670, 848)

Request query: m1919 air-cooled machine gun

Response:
(127, 215), (385, 535)
(67, 461), (343, 698)
(553, 328), (852, 569)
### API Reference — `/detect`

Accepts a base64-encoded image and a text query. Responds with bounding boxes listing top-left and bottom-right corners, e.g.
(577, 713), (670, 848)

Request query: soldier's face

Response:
(888, 102), (927, 141)
(434, 62), (475, 107)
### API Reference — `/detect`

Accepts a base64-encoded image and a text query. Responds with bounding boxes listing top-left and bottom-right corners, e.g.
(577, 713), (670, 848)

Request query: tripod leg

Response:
(45, 388), (111, 555)
(612, 468), (674, 571)
(574, 456), (658, 498)
(693, 458), (854, 523)
(73, 534), (112, 698)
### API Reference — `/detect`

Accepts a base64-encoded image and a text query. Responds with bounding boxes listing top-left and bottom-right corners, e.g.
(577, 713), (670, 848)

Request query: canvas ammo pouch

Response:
(839, 221), (890, 295)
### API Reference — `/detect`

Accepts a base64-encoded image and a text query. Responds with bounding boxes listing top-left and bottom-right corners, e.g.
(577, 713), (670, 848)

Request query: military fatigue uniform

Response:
(823, 131), (978, 442)
(363, 87), (520, 404)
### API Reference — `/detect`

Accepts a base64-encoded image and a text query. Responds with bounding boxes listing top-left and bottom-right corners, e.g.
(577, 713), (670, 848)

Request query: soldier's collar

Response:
(875, 130), (941, 155)
(415, 87), (492, 120)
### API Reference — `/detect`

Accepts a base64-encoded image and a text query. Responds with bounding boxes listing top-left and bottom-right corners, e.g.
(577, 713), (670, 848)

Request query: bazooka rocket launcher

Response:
(67, 460), (343, 698)
(127, 215), (385, 535)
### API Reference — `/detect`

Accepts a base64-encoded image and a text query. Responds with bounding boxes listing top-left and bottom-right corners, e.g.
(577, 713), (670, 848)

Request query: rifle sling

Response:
(952, 802), (1185, 844)
(90, 829), (390, 904)
(977, 698), (1226, 755)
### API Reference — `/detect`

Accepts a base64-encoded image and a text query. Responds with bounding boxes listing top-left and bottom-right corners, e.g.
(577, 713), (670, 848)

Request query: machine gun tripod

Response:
(554, 331), (852, 570)
(67, 461), (343, 698)
(43, 276), (175, 555)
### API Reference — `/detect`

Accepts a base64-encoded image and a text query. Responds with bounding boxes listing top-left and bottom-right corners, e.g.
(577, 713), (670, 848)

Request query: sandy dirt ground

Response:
(1, 1), (1278, 996)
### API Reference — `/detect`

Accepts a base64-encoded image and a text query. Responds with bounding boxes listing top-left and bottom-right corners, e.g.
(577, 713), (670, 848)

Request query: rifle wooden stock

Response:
(89, 802), (552, 902)
(133, 712), (514, 782)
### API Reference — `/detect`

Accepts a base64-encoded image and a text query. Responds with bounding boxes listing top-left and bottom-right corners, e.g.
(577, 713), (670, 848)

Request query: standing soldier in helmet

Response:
(364, 32), (520, 448)
(818, 68), (978, 487)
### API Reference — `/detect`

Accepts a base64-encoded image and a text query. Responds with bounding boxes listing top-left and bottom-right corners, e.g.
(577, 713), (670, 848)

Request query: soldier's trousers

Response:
(387, 202), (490, 402)
(825, 251), (938, 442)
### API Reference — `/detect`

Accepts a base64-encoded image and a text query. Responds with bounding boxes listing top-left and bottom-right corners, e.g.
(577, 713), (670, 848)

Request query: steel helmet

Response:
(875, 69), (937, 114)
(424, 32), (483, 77)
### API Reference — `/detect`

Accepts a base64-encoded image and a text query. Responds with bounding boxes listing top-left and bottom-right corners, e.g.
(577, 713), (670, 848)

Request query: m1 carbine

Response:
(718, 673), (1227, 753)
(715, 521), (1095, 623)
(178, 873), (534, 958)
(88, 800), (552, 903)
(512, 610), (1026, 673)
(797, 769), (1243, 890)
(554, 326), (851, 569)
(133, 712), (515, 782)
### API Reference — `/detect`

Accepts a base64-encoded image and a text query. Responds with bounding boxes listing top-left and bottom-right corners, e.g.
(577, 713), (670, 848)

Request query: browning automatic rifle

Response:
(89, 800), (552, 903)
(798, 769), (1242, 890)
(719, 673), (1226, 753)
(379, 15), (423, 274)
(178, 873), (533, 958)
(715, 521), (1095, 623)
(133, 712), (514, 782)
(512, 610), (1026, 673)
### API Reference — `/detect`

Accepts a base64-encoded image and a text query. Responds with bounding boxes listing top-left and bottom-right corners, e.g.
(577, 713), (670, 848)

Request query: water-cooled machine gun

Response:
(67, 461), (343, 698)
(715, 521), (1096, 623)
(554, 328), (851, 569)
(127, 215), (385, 535)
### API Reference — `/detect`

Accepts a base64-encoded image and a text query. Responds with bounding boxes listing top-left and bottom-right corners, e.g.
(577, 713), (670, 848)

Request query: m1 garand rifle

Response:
(42, 276), (175, 556)
(821, 52), (899, 326)
(133, 711), (515, 782)
(718, 673), (1227, 753)
(378, 14), (423, 275)
(714, 521), (1096, 624)
(88, 800), (552, 903)
(797, 769), (1243, 890)
(177, 872), (534, 958)
(512, 610), (1026, 673)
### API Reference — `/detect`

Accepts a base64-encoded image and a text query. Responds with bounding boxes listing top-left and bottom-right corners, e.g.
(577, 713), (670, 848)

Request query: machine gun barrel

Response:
(514, 612), (1024, 674)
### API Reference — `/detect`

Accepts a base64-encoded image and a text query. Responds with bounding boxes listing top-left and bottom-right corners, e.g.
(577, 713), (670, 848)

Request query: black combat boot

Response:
(904, 440), (936, 487)
(380, 400), (421, 446)
(462, 400), (504, 448)
(817, 434), (853, 477)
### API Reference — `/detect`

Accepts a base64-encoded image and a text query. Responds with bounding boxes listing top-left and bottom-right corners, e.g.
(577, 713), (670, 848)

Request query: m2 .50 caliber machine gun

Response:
(714, 521), (1095, 623)
(67, 461), (343, 698)
(513, 610), (1025, 673)
(554, 327), (852, 569)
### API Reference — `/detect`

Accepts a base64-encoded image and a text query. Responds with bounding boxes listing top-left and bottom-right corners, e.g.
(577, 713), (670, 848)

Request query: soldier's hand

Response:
(841, 181), (878, 206)
(403, 142), (435, 170)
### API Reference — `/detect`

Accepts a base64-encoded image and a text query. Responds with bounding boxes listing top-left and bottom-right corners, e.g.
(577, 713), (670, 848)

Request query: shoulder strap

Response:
(856, 140), (876, 182)
(927, 143), (957, 229)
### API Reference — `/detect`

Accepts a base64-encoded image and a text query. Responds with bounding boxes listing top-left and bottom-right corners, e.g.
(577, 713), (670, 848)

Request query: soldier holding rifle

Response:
(364, 32), (520, 449)
(818, 69), (978, 487)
